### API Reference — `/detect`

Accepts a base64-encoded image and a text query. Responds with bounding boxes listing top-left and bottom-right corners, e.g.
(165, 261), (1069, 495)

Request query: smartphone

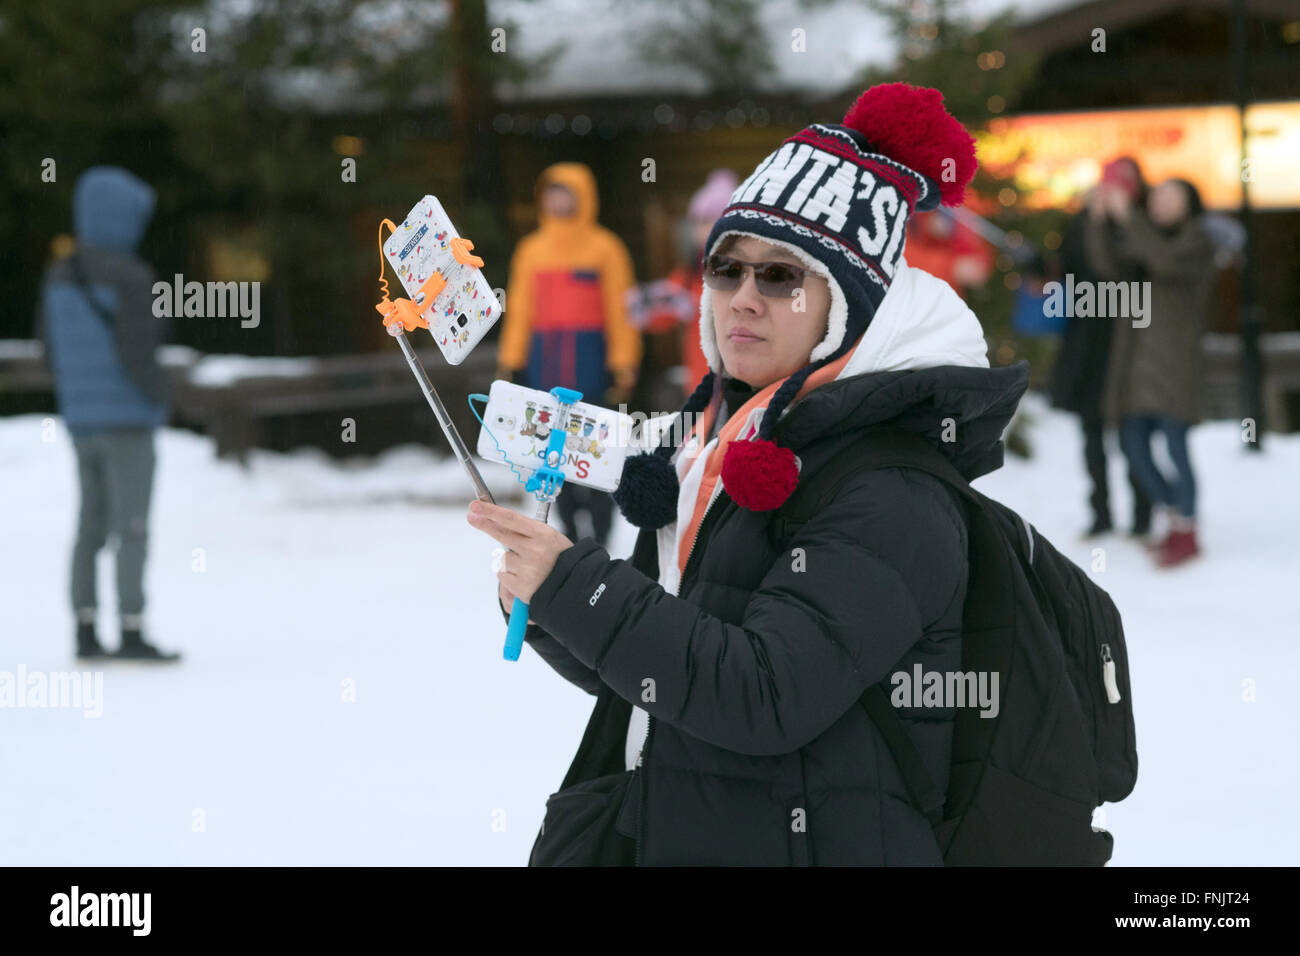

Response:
(382, 195), (502, 365)
(476, 380), (637, 493)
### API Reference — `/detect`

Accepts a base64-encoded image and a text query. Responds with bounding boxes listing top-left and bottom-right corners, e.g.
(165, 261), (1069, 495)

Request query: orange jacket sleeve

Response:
(498, 238), (536, 371)
(600, 235), (641, 373)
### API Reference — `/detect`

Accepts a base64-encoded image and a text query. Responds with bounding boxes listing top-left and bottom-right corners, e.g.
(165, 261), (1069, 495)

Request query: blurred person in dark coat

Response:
(1050, 157), (1153, 539)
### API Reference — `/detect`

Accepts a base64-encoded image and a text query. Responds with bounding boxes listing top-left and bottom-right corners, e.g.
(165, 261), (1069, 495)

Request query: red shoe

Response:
(1157, 529), (1200, 568)
(1142, 531), (1170, 554)
(1140, 507), (1173, 553)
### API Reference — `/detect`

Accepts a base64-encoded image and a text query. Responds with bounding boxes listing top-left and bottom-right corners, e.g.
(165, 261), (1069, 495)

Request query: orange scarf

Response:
(676, 343), (861, 577)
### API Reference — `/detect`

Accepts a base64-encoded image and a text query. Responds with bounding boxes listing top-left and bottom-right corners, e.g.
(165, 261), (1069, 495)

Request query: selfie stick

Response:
(376, 219), (580, 661)
(375, 230), (496, 504)
(501, 385), (583, 661)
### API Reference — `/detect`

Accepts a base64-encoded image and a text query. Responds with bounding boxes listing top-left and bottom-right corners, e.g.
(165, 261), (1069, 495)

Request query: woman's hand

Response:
(496, 577), (538, 625)
(604, 366), (638, 406)
(467, 499), (574, 605)
(497, 579), (520, 617)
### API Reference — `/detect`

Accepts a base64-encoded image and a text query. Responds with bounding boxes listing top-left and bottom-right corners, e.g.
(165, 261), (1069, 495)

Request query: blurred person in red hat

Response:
(1050, 156), (1155, 540)
(624, 169), (742, 403)
(624, 169), (741, 410)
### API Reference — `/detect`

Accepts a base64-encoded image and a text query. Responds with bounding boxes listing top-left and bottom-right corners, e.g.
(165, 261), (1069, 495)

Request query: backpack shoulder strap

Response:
(773, 426), (995, 837)
(68, 252), (117, 330)
(861, 683), (947, 829)
(774, 425), (979, 541)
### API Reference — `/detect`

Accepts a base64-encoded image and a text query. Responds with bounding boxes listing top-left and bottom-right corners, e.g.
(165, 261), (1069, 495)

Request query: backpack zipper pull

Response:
(1101, 643), (1121, 704)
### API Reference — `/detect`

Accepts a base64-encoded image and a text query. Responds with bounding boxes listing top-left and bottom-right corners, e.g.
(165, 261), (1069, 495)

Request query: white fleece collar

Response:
(698, 231), (850, 375)
(657, 255), (990, 595)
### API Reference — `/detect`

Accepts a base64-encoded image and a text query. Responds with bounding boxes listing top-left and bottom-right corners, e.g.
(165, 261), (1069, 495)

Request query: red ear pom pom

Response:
(842, 82), (977, 207)
(721, 438), (800, 512)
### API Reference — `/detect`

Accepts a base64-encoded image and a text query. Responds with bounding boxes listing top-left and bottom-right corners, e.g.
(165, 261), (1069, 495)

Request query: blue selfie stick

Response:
(503, 386), (584, 660)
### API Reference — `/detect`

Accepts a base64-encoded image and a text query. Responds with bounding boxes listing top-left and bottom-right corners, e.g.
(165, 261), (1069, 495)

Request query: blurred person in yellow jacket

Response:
(497, 162), (641, 547)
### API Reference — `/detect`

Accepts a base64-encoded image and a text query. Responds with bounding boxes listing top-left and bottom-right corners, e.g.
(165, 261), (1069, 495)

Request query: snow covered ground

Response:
(1, 393), (1297, 865)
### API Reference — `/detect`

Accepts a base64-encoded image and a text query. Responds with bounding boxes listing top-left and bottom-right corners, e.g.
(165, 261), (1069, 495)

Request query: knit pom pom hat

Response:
(613, 83), (978, 528)
(688, 168), (741, 223)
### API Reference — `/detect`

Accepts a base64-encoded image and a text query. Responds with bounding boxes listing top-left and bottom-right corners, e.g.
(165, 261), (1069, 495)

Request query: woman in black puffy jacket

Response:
(468, 83), (1029, 865)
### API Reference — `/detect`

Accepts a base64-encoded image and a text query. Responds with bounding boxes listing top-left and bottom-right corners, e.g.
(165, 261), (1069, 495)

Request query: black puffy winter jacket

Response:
(521, 360), (1030, 865)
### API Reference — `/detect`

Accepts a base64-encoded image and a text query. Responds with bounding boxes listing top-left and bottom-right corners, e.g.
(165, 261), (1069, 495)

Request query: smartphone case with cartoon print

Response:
(476, 380), (636, 493)
(382, 195), (502, 365)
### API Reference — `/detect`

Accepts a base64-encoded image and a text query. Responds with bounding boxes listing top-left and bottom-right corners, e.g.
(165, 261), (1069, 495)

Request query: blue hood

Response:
(74, 166), (156, 252)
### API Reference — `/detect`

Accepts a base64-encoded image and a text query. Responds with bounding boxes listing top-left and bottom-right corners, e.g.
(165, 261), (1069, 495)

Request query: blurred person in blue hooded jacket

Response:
(35, 166), (180, 662)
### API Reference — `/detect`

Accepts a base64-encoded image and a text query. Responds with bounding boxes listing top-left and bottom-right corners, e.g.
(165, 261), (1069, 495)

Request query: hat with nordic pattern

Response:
(614, 83), (978, 528)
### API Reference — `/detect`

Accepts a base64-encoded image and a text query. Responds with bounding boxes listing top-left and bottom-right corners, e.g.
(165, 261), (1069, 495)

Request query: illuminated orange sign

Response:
(977, 101), (1300, 210)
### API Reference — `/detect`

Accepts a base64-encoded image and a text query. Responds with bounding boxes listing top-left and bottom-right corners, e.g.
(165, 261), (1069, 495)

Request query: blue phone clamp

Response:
(502, 386), (584, 661)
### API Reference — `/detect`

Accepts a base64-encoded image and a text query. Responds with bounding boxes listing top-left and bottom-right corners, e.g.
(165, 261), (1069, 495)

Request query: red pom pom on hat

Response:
(721, 438), (800, 512)
(842, 82), (977, 207)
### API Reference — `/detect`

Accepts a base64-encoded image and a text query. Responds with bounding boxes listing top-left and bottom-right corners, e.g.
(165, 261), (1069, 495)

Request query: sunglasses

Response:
(702, 253), (813, 298)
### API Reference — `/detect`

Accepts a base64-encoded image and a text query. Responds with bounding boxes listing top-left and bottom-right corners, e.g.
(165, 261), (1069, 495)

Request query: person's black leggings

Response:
(556, 484), (614, 548)
(1081, 413), (1152, 532)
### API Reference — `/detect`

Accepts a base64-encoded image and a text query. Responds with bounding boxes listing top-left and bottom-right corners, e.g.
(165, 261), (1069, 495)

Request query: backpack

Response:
(771, 426), (1138, 865)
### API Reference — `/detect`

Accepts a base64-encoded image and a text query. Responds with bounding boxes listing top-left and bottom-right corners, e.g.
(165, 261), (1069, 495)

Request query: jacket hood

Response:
(647, 261), (1024, 599)
(74, 166), (156, 253)
(769, 262), (1028, 481)
(535, 162), (598, 230)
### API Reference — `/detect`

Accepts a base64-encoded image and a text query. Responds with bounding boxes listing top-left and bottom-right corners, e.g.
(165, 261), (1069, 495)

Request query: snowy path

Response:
(1, 395), (1296, 865)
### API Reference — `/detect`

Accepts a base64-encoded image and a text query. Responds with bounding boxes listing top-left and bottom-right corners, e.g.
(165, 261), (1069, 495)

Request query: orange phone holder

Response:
(374, 222), (484, 334)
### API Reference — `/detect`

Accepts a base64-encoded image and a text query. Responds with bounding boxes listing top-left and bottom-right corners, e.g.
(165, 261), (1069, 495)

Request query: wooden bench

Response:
(176, 348), (498, 464)
(0, 341), (498, 462)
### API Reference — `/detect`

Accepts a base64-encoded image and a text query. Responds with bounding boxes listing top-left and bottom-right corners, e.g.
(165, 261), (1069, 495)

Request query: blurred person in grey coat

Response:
(1086, 176), (1215, 568)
